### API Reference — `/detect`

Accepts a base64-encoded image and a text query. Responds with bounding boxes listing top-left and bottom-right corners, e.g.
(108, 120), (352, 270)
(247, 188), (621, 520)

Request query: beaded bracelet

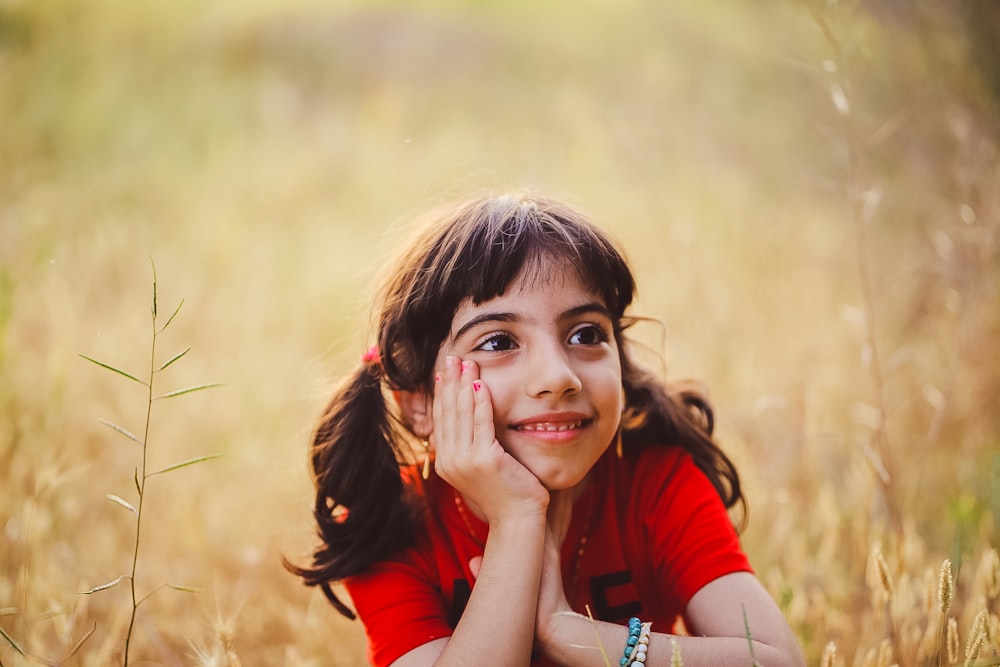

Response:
(620, 620), (652, 666)
(618, 616), (642, 667)
(633, 623), (652, 664)
(619, 617), (641, 667)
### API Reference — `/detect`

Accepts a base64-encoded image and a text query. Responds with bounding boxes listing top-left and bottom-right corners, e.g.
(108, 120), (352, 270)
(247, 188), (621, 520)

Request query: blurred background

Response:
(1, 0), (998, 664)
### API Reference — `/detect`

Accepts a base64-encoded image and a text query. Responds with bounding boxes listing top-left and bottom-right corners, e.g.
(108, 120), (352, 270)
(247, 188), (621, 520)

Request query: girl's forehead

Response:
(454, 260), (606, 319)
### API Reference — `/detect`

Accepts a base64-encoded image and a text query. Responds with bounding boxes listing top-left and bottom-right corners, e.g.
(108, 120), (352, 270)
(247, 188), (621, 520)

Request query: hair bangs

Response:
(444, 197), (635, 318)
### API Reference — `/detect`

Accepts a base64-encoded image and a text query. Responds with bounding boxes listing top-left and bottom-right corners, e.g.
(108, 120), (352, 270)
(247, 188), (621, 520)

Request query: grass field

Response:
(1, 0), (998, 664)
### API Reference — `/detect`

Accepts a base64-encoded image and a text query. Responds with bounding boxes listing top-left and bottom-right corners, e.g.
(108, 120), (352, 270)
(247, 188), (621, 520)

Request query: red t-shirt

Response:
(344, 446), (752, 666)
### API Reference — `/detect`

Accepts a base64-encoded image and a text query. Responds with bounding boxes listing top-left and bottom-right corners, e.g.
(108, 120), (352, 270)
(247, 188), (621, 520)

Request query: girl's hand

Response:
(431, 356), (549, 525)
(534, 488), (574, 648)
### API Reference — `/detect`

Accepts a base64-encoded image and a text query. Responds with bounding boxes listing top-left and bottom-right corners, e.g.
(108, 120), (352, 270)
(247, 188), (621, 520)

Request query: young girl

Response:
(287, 193), (805, 667)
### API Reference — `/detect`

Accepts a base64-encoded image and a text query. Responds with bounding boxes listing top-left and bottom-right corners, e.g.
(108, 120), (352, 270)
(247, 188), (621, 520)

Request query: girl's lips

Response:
(512, 420), (588, 432)
(509, 413), (593, 440)
(511, 411), (592, 428)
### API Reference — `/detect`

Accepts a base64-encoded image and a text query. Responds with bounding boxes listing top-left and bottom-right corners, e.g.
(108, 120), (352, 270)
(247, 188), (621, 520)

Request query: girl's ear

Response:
(394, 389), (434, 439)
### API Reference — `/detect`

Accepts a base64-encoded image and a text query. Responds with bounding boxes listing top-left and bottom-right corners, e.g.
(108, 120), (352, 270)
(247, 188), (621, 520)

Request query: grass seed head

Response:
(821, 641), (837, 667)
(970, 608), (988, 642)
(670, 637), (683, 667)
(964, 609), (988, 665)
(939, 558), (954, 615)
(868, 545), (894, 611)
(947, 617), (959, 665)
(964, 627), (984, 666)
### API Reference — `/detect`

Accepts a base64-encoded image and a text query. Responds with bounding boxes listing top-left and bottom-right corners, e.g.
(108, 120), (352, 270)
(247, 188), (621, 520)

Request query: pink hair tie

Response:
(361, 344), (380, 365)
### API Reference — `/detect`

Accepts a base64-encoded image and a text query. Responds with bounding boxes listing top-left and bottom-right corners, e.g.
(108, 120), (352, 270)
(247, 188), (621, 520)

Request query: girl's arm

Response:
(535, 572), (805, 667)
(391, 357), (550, 666)
(389, 513), (547, 666)
(533, 453), (804, 667)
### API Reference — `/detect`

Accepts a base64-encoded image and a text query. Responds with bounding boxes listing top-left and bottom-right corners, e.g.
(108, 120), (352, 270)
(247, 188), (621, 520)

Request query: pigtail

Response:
(283, 359), (415, 618)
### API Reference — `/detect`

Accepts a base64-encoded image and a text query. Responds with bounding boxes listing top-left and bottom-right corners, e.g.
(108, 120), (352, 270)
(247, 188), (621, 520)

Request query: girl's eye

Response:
(569, 324), (608, 346)
(475, 332), (516, 352)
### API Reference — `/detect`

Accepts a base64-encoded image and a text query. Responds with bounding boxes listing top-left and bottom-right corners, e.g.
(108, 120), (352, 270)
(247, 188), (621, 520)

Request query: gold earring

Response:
(421, 440), (432, 480)
(615, 430), (623, 459)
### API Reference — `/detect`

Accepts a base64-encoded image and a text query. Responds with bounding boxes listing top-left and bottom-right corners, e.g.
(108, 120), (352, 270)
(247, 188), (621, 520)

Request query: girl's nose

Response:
(525, 344), (582, 398)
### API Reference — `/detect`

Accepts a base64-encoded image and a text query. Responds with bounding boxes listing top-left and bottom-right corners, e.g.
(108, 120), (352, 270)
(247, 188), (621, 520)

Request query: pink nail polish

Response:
(472, 380), (481, 392)
(461, 360), (471, 373)
(435, 374), (442, 383)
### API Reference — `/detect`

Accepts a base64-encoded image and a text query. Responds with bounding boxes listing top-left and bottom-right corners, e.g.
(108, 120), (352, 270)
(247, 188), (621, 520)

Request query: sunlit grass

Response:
(1, 0), (998, 664)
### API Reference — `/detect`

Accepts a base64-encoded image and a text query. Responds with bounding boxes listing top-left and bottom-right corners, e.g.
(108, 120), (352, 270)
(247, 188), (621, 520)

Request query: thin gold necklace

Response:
(453, 492), (485, 548)
(568, 479), (598, 602)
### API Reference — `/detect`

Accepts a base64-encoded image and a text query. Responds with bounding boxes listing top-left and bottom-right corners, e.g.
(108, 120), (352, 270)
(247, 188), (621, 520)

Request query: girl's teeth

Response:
(521, 422), (581, 431)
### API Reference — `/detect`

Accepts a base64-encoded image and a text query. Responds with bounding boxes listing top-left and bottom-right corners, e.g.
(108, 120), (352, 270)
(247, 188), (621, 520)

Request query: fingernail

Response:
(472, 380), (481, 392)
(434, 374), (442, 383)
(461, 360), (470, 373)
(445, 356), (455, 369)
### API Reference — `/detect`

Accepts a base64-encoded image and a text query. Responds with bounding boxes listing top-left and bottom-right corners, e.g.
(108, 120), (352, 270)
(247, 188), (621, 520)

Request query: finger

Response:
(431, 365), (445, 452)
(470, 371), (496, 451)
(468, 556), (482, 581)
(455, 359), (477, 453)
(432, 355), (460, 455)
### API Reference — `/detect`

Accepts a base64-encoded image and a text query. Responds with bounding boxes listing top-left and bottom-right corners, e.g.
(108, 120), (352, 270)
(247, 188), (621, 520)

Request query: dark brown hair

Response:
(284, 193), (743, 617)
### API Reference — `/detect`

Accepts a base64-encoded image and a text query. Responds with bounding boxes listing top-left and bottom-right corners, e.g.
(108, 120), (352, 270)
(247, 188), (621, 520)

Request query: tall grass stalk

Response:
(809, 2), (904, 545)
(741, 604), (762, 667)
(79, 260), (222, 666)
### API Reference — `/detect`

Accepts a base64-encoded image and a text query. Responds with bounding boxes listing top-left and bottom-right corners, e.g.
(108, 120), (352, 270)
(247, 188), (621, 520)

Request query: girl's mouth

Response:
(512, 419), (590, 432)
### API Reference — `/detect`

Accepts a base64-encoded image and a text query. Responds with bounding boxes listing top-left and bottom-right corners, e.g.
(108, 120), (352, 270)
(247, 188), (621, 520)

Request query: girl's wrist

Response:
(539, 614), (659, 667)
(486, 509), (548, 538)
(460, 490), (549, 527)
(535, 605), (580, 664)
(534, 607), (583, 659)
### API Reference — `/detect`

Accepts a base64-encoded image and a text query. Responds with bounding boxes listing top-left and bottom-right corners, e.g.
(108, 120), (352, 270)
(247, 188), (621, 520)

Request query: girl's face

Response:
(436, 261), (624, 491)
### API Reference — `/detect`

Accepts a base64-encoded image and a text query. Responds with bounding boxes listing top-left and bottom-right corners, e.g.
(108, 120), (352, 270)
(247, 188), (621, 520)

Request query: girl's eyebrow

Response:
(450, 301), (612, 343)
(563, 302), (613, 322)
(451, 312), (518, 343)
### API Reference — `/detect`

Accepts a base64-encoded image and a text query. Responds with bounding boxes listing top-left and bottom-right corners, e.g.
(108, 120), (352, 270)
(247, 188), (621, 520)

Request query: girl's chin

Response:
(528, 467), (588, 493)
(512, 451), (606, 493)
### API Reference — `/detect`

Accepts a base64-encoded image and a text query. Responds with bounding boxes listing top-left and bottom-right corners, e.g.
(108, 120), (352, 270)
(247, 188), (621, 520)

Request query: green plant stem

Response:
(123, 307), (158, 666)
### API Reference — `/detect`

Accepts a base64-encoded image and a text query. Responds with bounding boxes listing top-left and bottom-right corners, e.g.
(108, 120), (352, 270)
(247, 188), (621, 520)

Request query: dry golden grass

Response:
(1, 0), (998, 664)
